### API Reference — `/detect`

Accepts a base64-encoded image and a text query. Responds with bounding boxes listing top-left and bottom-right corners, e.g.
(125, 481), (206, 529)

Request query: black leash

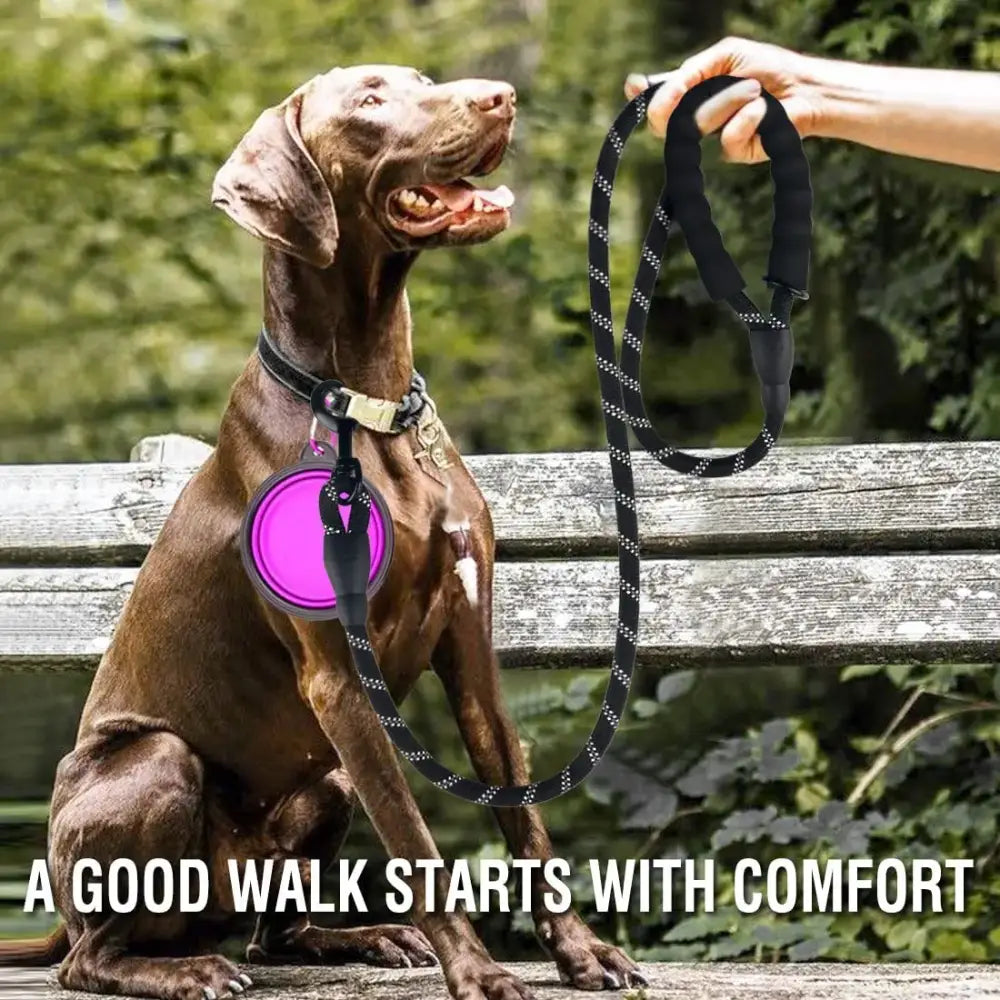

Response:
(303, 78), (810, 804)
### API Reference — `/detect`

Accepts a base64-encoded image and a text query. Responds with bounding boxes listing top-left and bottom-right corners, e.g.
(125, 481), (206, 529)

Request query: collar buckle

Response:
(343, 390), (399, 434)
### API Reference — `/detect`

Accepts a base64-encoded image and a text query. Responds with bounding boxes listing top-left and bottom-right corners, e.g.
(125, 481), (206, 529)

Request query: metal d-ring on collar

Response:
(316, 77), (813, 807)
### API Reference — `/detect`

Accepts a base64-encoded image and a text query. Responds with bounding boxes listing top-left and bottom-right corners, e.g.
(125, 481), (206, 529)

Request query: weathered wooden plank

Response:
(2, 441), (999, 565)
(129, 433), (214, 465)
(1, 961), (997, 1000)
(2, 553), (997, 672)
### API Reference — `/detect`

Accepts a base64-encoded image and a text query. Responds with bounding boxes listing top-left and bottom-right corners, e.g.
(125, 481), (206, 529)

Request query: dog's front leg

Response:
(433, 616), (645, 992)
(292, 621), (533, 1000)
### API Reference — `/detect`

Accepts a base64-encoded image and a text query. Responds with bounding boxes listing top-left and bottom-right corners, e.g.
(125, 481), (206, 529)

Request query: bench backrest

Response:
(1, 435), (998, 671)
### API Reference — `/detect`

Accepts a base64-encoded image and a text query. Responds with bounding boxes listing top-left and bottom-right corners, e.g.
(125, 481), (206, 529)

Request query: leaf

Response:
(885, 918), (918, 951)
(886, 664), (914, 687)
(662, 912), (732, 943)
(711, 807), (778, 849)
(928, 931), (987, 961)
(636, 942), (704, 961)
(708, 932), (756, 960)
(563, 674), (605, 712)
(585, 755), (678, 831)
(796, 781), (830, 812)
(789, 935), (834, 961)
(811, 800), (850, 834)
(768, 815), (809, 844)
(851, 736), (884, 753)
(793, 726), (820, 767)
(655, 671), (695, 704)
(751, 922), (809, 947)
(759, 719), (793, 751)
(677, 738), (751, 798)
(756, 748), (800, 782)
(631, 698), (659, 720)
(841, 663), (883, 682)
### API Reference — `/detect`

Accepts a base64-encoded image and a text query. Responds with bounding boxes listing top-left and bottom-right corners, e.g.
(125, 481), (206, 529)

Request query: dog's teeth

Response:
(473, 196), (484, 212)
(415, 194), (429, 207)
(400, 190), (417, 206)
(429, 198), (444, 211)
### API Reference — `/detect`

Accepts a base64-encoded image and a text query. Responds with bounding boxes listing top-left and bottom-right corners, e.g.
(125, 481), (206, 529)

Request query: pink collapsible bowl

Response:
(240, 458), (393, 620)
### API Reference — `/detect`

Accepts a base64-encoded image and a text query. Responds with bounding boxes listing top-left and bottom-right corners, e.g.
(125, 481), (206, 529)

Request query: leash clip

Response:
(307, 416), (334, 457)
(331, 456), (365, 506)
(307, 378), (350, 455)
(310, 378), (349, 431)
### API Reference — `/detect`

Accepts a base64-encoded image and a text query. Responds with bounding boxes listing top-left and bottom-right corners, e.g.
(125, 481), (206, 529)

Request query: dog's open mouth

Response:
(386, 140), (515, 239)
(388, 180), (514, 236)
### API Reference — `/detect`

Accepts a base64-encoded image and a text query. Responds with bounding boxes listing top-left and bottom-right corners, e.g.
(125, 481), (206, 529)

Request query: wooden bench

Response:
(1, 435), (999, 672)
(2, 434), (999, 998)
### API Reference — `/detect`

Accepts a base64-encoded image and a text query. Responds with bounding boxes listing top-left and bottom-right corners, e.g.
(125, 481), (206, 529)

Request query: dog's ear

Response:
(211, 80), (338, 268)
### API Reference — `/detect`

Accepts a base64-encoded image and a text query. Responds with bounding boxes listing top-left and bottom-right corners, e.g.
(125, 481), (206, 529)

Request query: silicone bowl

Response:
(241, 459), (393, 620)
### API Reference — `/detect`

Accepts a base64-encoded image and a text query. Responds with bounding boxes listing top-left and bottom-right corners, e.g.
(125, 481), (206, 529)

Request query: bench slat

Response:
(1, 441), (999, 564)
(2, 553), (997, 671)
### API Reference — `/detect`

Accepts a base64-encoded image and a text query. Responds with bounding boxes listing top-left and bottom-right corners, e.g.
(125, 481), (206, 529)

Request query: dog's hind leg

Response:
(246, 767), (437, 969)
(50, 730), (251, 1000)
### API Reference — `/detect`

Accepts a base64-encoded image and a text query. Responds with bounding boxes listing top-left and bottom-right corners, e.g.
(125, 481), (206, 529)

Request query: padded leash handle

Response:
(665, 77), (811, 301)
(320, 78), (812, 804)
(609, 76), (812, 478)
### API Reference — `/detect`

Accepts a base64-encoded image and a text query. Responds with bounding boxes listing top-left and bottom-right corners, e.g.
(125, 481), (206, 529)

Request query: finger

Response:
(624, 73), (648, 99)
(644, 39), (739, 135)
(623, 70), (681, 98)
(693, 78), (761, 135)
(719, 95), (768, 162)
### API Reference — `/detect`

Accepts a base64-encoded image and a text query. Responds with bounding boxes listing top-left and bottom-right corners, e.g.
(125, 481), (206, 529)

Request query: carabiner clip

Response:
(307, 416), (334, 457)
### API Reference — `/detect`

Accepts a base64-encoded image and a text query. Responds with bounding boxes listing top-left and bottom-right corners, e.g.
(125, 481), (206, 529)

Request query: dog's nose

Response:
(470, 82), (516, 117)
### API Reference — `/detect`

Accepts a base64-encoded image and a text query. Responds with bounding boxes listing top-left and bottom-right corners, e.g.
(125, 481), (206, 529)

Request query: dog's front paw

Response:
(446, 955), (534, 1000)
(349, 924), (439, 968)
(537, 916), (646, 991)
(248, 923), (437, 968)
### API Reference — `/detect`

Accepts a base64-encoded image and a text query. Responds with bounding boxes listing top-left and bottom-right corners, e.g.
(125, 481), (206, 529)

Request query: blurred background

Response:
(2, 0), (1000, 967)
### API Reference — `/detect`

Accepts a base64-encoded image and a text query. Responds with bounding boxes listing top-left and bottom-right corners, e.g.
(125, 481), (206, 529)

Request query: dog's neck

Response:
(262, 240), (418, 400)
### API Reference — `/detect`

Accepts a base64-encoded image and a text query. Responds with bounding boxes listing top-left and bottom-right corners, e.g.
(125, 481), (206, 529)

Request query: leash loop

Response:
(314, 78), (811, 804)
(601, 76), (812, 479)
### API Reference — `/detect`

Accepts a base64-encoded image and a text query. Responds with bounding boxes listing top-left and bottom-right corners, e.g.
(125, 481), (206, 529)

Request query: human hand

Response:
(624, 37), (824, 162)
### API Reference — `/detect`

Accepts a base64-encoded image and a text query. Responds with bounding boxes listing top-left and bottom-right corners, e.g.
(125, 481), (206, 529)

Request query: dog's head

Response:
(211, 65), (516, 268)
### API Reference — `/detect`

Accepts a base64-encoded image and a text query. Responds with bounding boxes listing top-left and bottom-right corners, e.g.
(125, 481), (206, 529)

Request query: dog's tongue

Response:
(425, 183), (515, 212)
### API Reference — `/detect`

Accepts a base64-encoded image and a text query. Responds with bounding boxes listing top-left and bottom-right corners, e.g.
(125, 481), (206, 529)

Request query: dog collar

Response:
(256, 327), (429, 435)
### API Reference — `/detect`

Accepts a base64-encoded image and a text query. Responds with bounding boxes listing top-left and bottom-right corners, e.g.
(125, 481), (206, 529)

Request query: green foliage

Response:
(2, 0), (998, 460)
(432, 659), (1000, 964)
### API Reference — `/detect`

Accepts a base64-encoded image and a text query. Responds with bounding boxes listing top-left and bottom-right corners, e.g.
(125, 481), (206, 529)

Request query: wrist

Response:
(795, 53), (839, 140)
(797, 53), (876, 144)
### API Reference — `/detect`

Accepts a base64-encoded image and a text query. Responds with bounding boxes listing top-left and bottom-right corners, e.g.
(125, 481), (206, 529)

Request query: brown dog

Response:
(0, 66), (643, 1000)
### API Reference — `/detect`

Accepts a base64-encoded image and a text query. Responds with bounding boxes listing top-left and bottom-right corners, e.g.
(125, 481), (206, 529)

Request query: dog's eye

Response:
(360, 94), (384, 108)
